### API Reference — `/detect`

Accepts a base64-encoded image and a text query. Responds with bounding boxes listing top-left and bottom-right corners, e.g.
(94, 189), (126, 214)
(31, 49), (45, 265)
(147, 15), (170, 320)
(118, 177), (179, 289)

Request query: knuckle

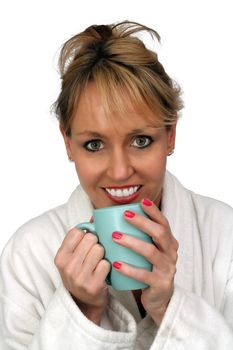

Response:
(70, 227), (83, 239)
(156, 225), (166, 238)
(164, 217), (170, 227)
(95, 244), (105, 256)
(144, 244), (156, 259)
(174, 239), (179, 251)
(65, 265), (74, 279)
(136, 268), (149, 282)
(157, 217), (169, 230)
(66, 227), (75, 236)
(103, 259), (111, 273)
(99, 259), (111, 272)
(168, 263), (177, 277)
(54, 253), (59, 267)
(54, 251), (63, 268)
(161, 278), (172, 291)
(85, 233), (98, 244)
(171, 240), (179, 261)
(69, 227), (79, 235)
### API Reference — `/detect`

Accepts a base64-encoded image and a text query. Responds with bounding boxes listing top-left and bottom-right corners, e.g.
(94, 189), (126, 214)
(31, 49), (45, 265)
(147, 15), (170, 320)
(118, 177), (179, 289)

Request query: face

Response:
(61, 83), (176, 209)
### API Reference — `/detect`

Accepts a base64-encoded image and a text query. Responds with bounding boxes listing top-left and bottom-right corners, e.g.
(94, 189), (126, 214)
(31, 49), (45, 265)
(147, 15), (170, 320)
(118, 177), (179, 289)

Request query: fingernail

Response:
(112, 231), (123, 239)
(124, 210), (135, 218)
(142, 198), (153, 206)
(113, 262), (122, 269)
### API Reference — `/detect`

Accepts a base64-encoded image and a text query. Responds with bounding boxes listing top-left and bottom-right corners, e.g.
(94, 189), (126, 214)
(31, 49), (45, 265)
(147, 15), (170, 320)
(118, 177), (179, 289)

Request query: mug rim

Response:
(93, 202), (141, 212)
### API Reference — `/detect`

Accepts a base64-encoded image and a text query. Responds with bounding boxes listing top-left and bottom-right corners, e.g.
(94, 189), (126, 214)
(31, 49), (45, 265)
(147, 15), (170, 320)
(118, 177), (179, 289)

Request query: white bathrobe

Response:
(1, 171), (233, 349)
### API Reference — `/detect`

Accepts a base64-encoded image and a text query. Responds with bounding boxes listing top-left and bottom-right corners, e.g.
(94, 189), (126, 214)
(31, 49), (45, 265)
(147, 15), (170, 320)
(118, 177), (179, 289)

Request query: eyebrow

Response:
(75, 131), (104, 137)
(74, 126), (163, 138)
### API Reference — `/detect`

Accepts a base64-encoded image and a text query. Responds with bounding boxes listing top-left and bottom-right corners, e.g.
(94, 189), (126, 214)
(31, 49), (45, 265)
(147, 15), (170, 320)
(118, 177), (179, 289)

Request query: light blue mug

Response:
(76, 202), (153, 291)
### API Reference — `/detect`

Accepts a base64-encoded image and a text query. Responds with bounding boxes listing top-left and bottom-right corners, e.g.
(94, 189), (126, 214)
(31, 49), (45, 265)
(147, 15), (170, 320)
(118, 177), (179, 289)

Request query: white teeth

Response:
(105, 186), (140, 198)
(129, 187), (134, 195)
(116, 189), (122, 197)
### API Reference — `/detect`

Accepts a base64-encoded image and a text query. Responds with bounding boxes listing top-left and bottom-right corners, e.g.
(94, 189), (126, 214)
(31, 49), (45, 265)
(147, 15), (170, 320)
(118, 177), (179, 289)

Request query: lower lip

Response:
(104, 187), (142, 204)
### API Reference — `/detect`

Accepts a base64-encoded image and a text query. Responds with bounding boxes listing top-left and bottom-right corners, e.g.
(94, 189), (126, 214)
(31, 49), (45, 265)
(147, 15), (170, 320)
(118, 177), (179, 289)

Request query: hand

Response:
(54, 227), (111, 325)
(112, 198), (179, 326)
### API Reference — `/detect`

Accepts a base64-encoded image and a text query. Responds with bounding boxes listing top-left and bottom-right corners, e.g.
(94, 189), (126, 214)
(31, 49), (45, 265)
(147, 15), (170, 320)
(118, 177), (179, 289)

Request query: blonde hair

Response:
(54, 21), (183, 136)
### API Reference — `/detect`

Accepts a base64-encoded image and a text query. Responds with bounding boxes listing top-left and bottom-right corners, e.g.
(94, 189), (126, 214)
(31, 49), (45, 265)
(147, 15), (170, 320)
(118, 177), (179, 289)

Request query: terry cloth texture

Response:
(1, 171), (233, 349)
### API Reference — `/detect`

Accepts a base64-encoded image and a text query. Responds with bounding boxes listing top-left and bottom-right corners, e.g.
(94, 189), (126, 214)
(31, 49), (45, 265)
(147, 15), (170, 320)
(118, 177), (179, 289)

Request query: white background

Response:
(0, 0), (232, 253)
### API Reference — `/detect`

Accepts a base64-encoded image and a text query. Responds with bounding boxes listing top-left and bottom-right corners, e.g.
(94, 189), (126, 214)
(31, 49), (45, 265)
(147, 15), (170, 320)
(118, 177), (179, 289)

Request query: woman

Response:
(0, 21), (233, 349)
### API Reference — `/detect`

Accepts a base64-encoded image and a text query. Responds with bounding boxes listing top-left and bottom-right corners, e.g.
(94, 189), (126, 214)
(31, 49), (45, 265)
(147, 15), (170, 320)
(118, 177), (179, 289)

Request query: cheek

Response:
(141, 152), (167, 200)
(74, 156), (103, 187)
(138, 149), (167, 174)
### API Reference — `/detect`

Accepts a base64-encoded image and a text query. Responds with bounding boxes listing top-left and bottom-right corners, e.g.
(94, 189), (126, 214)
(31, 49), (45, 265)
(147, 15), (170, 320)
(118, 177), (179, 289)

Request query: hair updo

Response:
(53, 21), (183, 136)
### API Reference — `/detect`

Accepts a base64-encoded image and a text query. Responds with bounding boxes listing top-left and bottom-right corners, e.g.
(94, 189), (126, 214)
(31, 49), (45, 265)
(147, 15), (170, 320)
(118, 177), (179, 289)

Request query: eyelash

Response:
(84, 140), (104, 152)
(83, 135), (154, 153)
(132, 135), (154, 148)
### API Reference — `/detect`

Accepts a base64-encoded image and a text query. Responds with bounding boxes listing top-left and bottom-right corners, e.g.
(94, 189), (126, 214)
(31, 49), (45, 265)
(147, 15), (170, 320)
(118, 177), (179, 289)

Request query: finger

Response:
(124, 210), (172, 252)
(58, 228), (85, 254)
(141, 198), (169, 226)
(112, 232), (176, 273)
(72, 233), (98, 265)
(93, 259), (111, 284)
(58, 233), (97, 276)
(140, 199), (179, 255)
(112, 231), (159, 265)
(82, 243), (105, 273)
(112, 261), (153, 285)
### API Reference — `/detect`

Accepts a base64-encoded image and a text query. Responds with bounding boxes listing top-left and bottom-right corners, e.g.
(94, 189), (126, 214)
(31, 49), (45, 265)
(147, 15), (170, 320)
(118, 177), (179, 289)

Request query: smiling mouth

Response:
(103, 185), (142, 203)
(105, 185), (141, 197)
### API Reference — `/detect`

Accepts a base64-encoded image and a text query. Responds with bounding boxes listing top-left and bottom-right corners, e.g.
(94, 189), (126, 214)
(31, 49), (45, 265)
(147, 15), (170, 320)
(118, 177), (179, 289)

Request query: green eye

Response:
(132, 136), (153, 148)
(85, 140), (103, 152)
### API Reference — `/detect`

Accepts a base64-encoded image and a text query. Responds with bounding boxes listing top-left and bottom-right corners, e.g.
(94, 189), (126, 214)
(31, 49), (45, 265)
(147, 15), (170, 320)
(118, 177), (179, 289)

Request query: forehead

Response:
(71, 82), (163, 133)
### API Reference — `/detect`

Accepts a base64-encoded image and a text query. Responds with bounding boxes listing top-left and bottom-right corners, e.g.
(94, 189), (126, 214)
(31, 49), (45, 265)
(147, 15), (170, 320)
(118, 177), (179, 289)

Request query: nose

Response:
(106, 148), (134, 182)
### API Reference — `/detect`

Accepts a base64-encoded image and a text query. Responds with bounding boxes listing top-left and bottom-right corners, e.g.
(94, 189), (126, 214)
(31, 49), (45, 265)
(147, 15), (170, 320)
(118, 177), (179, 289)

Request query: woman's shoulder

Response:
(166, 171), (233, 239)
(189, 190), (233, 262)
(190, 190), (233, 224)
(2, 184), (92, 256)
(2, 202), (69, 258)
(167, 171), (233, 223)
(189, 190), (233, 257)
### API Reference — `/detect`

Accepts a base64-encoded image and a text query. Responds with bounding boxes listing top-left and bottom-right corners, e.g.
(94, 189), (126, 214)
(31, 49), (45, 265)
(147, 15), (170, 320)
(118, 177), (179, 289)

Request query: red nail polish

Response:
(113, 262), (122, 269)
(124, 210), (135, 218)
(112, 231), (123, 239)
(142, 198), (152, 206)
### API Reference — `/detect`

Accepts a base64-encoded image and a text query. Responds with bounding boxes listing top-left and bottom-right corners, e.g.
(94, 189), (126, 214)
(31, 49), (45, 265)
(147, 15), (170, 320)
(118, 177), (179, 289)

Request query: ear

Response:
(60, 125), (73, 161)
(167, 123), (177, 155)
